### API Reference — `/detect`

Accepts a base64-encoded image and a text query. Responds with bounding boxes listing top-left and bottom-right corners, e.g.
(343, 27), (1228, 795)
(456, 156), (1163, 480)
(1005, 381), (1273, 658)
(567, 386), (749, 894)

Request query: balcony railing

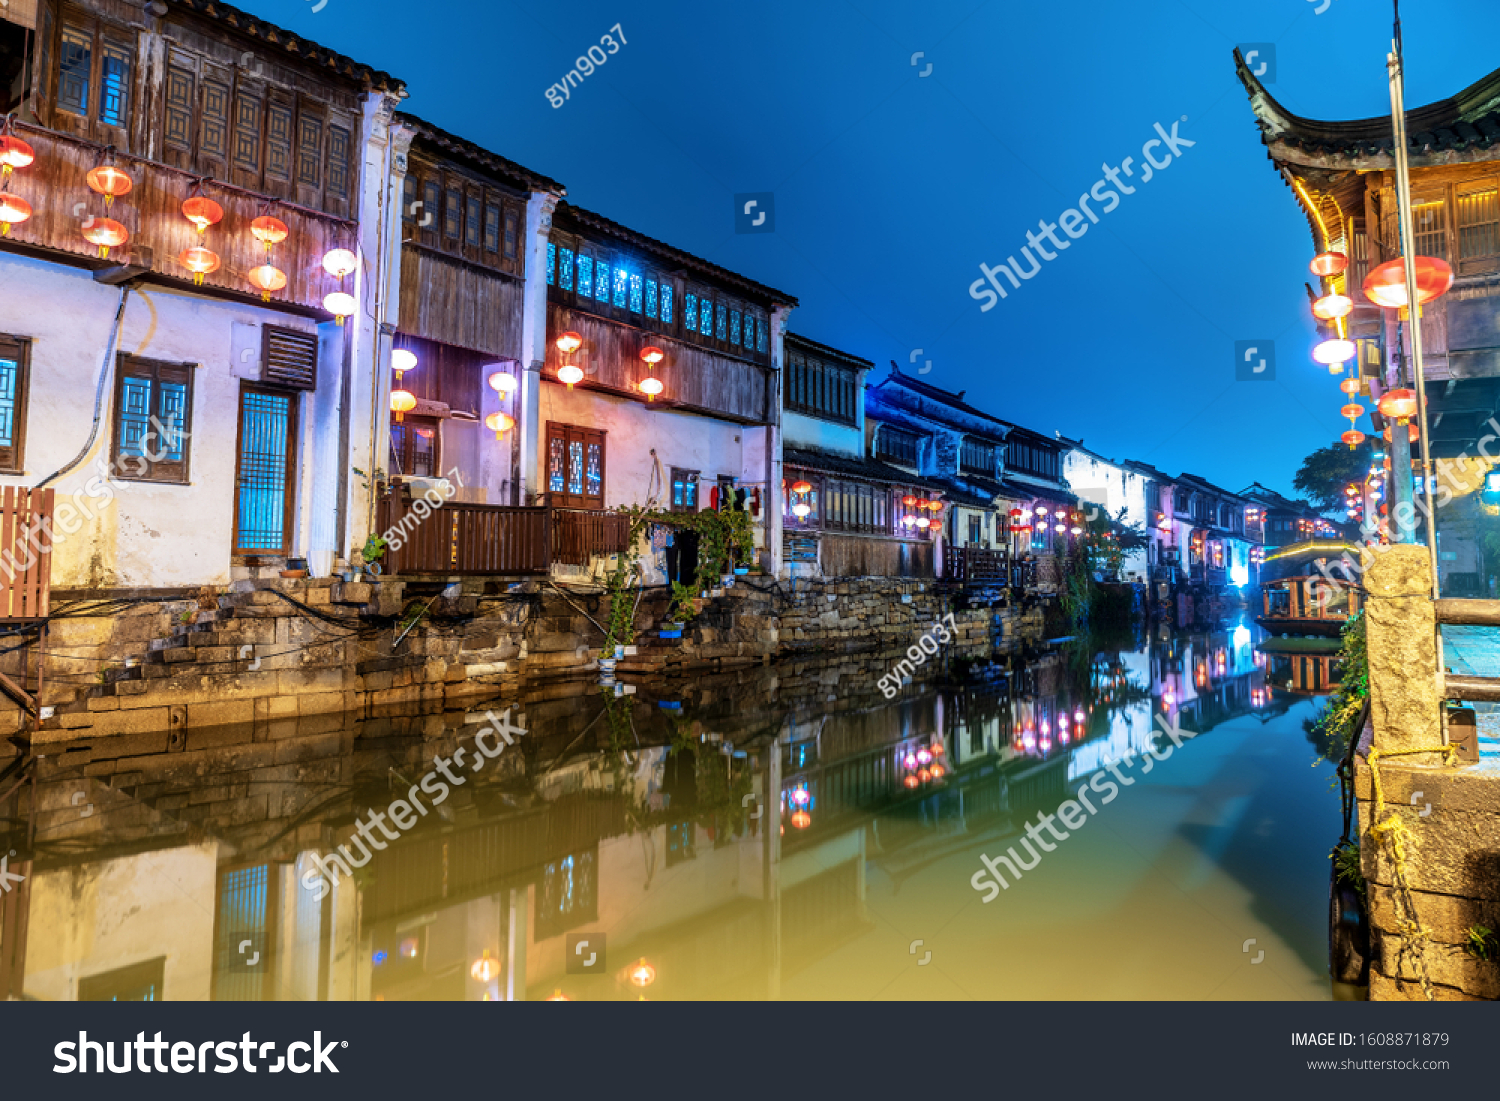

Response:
(376, 494), (636, 575)
(943, 546), (1010, 586)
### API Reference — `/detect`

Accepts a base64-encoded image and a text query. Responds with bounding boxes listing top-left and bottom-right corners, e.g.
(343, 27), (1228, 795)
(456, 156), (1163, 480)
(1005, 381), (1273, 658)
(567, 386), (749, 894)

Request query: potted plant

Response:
(356, 535), (387, 581)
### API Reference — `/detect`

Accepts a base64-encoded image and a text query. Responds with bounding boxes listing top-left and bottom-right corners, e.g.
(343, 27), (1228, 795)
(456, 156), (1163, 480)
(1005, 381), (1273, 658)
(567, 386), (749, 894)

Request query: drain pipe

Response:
(35, 287), (130, 488)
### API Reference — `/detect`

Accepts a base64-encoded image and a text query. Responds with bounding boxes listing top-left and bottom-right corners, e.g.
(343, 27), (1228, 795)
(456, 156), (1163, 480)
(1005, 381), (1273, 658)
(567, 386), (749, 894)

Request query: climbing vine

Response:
(1311, 610), (1369, 772)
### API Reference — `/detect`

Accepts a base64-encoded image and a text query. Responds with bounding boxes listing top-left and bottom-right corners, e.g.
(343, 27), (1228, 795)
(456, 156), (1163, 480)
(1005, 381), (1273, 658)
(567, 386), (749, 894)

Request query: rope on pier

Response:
(1365, 743), (1458, 1002)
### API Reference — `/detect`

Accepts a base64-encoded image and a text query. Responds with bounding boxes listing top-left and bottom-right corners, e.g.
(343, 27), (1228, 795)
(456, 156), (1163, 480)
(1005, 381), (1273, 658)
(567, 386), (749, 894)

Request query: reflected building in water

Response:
(1, 627), (1291, 1002)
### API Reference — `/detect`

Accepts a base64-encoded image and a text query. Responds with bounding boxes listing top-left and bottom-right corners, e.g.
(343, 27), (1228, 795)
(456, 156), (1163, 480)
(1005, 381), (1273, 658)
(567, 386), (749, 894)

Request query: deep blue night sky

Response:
(259, 0), (1496, 497)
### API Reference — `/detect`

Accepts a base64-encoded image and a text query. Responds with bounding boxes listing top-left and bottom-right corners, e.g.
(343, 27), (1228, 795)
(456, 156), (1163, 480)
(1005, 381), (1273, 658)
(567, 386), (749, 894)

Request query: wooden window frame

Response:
(111, 356), (194, 485)
(545, 421), (605, 509)
(232, 383), (299, 557)
(669, 467), (699, 513)
(961, 437), (996, 476)
(875, 425), (920, 466)
(0, 335), (32, 474)
(390, 416), (441, 479)
(51, 10), (136, 139)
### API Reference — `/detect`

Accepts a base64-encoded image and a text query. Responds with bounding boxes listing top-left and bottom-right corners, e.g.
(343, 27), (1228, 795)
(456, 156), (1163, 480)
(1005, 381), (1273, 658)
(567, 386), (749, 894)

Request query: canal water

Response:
(8, 616), (1341, 1001)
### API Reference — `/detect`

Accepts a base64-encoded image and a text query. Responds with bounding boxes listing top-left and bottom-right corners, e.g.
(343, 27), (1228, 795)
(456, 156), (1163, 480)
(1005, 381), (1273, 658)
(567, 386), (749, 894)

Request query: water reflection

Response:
(2, 617), (1337, 1001)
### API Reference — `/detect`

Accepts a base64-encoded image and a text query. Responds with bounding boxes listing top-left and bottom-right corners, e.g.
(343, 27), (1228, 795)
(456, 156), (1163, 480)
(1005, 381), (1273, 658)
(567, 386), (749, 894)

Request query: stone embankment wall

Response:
(1356, 544), (1500, 1001)
(19, 575), (1045, 744)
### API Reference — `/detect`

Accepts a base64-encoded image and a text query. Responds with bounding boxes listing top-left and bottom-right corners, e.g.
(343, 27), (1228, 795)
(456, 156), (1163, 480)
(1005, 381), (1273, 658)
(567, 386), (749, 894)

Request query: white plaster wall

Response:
(536, 383), (747, 511)
(23, 842), (218, 1001)
(1063, 452), (1150, 579)
(0, 254), (333, 588)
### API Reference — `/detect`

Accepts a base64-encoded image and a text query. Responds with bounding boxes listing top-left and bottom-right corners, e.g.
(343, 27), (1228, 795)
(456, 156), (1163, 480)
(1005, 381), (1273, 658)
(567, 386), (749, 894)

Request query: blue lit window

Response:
(662, 285), (674, 324)
(715, 303), (727, 340)
(595, 260), (611, 302)
(546, 242), (556, 285)
(559, 247), (574, 291)
(576, 254), (591, 298)
(685, 292), (698, 332)
(613, 267), (628, 308)
(729, 310), (741, 345)
(645, 278), (658, 319)
(757, 317), (767, 353)
(700, 298), (713, 335)
(628, 273), (642, 313)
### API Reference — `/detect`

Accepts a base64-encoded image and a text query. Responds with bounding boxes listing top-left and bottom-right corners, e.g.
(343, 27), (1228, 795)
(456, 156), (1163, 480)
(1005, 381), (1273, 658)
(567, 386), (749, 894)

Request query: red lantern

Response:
(790, 810), (811, 830)
(639, 346), (665, 365)
(1339, 378), (1361, 396)
(555, 331), (583, 355)
(557, 364), (584, 389)
(177, 245), (220, 285)
(82, 215), (128, 257)
(1310, 252), (1348, 278)
(86, 160), (133, 205)
(1378, 388), (1418, 423)
(1383, 422), (1419, 444)
(639, 376), (664, 400)
(791, 480), (812, 494)
(1340, 403), (1363, 421)
(0, 191), (30, 236)
(0, 133), (34, 178)
(485, 412), (514, 439)
(902, 495), (917, 506)
(1362, 257), (1454, 311)
(248, 263), (287, 301)
(1341, 429), (1365, 450)
(251, 215), (289, 253)
(181, 191), (223, 235)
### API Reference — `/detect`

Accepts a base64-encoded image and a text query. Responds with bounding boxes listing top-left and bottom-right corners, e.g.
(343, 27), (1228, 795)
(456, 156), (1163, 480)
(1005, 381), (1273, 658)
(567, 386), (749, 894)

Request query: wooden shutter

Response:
(261, 326), (318, 391)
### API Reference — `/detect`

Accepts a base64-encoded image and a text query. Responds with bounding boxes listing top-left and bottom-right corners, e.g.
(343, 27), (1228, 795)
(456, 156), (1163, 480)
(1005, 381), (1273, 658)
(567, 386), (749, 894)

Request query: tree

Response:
(1293, 442), (1372, 513)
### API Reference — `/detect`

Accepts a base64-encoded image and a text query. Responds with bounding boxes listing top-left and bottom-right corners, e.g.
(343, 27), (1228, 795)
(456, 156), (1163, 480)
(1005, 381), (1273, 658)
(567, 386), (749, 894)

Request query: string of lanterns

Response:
(0, 114), (34, 236)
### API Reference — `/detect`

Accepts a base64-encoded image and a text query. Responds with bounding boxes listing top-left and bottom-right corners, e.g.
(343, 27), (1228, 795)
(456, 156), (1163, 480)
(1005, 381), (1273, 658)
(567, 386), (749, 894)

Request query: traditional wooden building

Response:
(0, 0), (404, 589)
(541, 201), (797, 580)
(1172, 473), (1257, 590)
(779, 334), (934, 579)
(1237, 49), (1500, 594)
(1060, 441), (1153, 581)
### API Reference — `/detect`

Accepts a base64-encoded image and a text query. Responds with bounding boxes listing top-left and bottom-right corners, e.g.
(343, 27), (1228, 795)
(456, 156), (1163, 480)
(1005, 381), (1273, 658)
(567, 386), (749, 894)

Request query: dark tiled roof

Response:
(398, 113), (564, 194)
(783, 448), (926, 486)
(1235, 47), (1500, 168)
(786, 332), (873, 369)
(1176, 472), (1249, 503)
(927, 476), (999, 509)
(555, 203), (797, 307)
(167, 0), (404, 93)
(873, 366), (1010, 433)
(995, 478), (1077, 504)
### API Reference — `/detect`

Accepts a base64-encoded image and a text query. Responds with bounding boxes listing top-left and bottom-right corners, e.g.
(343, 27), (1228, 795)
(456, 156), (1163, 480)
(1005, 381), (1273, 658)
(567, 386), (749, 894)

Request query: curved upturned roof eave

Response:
(1233, 47), (1500, 171)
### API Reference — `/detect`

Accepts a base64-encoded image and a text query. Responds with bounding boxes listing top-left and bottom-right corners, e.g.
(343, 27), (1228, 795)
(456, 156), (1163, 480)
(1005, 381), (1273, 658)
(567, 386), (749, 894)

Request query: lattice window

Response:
(685, 292), (697, 331)
(559, 247), (574, 291)
(466, 195), (482, 248)
(99, 34), (131, 127)
(628, 272), (642, 313)
(1458, 188), (1500, 264)
(1412, 199), (1448, 260)
(327, 125), (350, 197)
(57, 24), (91, 115)
(445, 189), (461, 239)
(547, 242), (557, 285)
(715, 302), (727, 340)
(504, 209), (519, 258)
(595, 258), (611, 302)
(612, 266), (628, 308)
(484, 202), (500, 252)
(232, 93), (261, 173)
(164, 66), (194, 149)
(661, 284), (673, 324)
(295, 114), (321, 186)
(645, 278), (658, 318)
(577, 254), (592, 298)
(0, 335), (30, 473)
(265, 102), (292, 180)
(113, 357), (193, 483)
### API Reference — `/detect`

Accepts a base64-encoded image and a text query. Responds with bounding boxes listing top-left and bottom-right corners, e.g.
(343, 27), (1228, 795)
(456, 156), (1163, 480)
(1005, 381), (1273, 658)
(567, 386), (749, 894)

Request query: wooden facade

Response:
(397, 247), (526, 359)
(0, 487), (53, 620)
(819, 532), (933, 579)
(2, 120), (353, 310)
(544, 301), (775, 425)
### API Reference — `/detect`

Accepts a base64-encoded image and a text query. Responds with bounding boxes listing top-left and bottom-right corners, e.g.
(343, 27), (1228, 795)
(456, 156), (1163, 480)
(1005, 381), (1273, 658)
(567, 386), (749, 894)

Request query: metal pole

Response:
(1387, 19), (1441, 600)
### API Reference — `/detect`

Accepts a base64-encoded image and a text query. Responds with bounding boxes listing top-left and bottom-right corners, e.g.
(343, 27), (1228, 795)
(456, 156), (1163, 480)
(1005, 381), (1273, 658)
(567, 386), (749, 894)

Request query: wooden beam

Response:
(0, 670), (34, 715)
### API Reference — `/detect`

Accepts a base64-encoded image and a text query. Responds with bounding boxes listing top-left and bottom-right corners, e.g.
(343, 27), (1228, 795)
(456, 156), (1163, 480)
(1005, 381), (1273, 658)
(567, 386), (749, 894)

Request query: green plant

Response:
(1330, 840), (1366, 901)
(178, 610), (195, 625)
(1311, 611), (1368, 774)
(667, 581), (697, 625)
(1465, 924), (1497, 962)
(361, 534), (388, 564)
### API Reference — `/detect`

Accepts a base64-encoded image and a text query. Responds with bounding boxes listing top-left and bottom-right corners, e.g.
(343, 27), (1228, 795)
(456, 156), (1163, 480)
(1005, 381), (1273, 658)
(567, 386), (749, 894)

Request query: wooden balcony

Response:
(943, 546), (1010, 587)
(375, 494), (633, 575)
